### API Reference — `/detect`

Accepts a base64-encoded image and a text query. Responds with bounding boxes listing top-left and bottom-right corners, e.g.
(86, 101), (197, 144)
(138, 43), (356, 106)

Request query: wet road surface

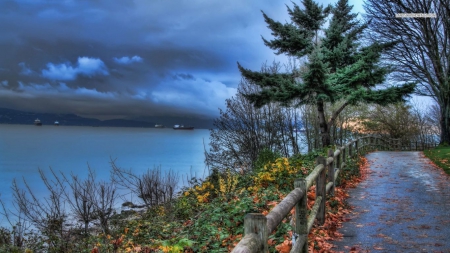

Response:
(332, 151), (450, 252)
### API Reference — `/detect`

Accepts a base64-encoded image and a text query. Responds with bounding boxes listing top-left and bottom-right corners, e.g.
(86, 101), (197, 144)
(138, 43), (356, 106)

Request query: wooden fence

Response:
(230, 136), (435, 253)
(394, 140), (438, 151)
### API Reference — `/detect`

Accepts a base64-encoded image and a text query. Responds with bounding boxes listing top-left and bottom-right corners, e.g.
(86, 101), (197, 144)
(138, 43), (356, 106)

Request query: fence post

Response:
(243, 213), (268, 253)
(327, 149), (335, 196)
(336, 146), (342, 171)
(342, 146), (346, 164)
(348, 141), (353, 158)
(294, 179), (308, 252)
(315, 156), (326, 225)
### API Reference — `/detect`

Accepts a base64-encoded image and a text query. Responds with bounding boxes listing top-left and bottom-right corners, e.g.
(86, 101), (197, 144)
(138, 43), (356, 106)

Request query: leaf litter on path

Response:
(331, 152), (450, 252)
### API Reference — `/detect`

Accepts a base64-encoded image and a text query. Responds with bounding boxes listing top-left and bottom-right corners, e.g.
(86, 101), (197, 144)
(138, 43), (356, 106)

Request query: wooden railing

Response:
(231, 136), (398, 253)
(392, 139), (438, 151)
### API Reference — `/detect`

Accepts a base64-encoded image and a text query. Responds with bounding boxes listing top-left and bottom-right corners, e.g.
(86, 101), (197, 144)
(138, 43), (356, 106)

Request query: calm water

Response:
(0, 124), (210, 225)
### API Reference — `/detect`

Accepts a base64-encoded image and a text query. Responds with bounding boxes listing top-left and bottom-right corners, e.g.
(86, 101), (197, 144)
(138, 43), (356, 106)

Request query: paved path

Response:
(332, 151), (450, 253)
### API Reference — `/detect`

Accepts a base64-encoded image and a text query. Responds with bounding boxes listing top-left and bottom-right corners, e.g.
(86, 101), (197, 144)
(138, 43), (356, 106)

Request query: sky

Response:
(0, 0), (365, 121)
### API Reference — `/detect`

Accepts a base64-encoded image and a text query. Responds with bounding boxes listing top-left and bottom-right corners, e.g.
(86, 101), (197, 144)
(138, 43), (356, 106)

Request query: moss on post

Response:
(243, 213), (268, 253)
(315, 156), (326, 225)
(294, 179), (308, 252)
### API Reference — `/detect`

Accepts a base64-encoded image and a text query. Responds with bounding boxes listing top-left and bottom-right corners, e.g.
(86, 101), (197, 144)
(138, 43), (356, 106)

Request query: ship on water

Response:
(54, 121), (60, 126)
(154, 124), (164, 128)
(34, 118), (42, 126)
(173, 124), (194, 130)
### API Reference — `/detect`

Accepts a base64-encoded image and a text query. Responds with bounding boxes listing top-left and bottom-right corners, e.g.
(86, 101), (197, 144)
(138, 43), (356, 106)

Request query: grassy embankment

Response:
(423, 145), (450, 175)
(0, 149), (365, 253)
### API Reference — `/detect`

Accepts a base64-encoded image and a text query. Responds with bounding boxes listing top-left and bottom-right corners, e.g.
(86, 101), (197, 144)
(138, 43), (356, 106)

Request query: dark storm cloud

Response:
(172, 73), (196, 81)
(0, 0), (364, 120)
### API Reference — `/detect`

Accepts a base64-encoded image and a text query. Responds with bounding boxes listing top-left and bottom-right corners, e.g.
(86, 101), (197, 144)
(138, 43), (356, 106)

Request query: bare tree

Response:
(329, 102), (367, 146)
(6, 164), (119, 251)
(426, 103), (442, 137)
(299, 104), (321, 152)
(10, 168), (73, 252)
(110, 160), (179, 209)
(298, 101), (364, 151)
(358, 102), (441, 147)
(410, 101), (441, 144)
(207, 62), (303, 172)
(364, 0), (450, 144)
(90, 181), (117, 235)
(59, 166), (117, 236)
(0, 196), (29, 250)
(61, 168), (97, 235)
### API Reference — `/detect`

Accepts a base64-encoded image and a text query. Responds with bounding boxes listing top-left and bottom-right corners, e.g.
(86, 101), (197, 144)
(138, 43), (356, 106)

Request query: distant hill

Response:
(0, 108), (156, 127)
(0, 108), (215, 129)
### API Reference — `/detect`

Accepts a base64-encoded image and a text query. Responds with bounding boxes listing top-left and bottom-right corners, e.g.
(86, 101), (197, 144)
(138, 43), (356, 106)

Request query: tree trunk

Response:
(317, 101), (331, 147)
(440, 99), (450, 144)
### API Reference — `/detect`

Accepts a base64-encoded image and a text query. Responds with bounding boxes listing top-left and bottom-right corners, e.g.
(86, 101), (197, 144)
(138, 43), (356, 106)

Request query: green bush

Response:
(253, 148), (281, 171)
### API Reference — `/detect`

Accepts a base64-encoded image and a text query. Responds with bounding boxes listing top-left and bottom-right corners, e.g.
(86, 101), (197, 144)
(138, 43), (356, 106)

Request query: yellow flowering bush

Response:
(196, 191), (210, 203)
(182, 181), (215, 204)
(155, 205), (165, 216)
(216, 169), (238, 199)
(157, 238), (194, 253)
(251, 157), (303, 190)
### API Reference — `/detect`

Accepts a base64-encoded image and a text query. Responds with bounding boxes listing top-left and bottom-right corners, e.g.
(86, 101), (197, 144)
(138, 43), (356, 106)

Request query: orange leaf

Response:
(268, 238), (276, 246)
(267, 201), (278, 207)
(275, 239), (292, 253)
(307, 191), (316, 200)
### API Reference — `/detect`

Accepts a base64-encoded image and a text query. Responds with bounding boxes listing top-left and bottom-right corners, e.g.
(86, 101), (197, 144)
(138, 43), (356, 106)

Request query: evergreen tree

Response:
(238, 0), (416, 147)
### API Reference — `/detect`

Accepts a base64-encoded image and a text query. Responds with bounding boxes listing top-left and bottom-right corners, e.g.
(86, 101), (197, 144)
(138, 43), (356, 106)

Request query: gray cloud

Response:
(0, 0), (364, 120)
(18, 62), (32, 75)
(172, 73), (196, 81)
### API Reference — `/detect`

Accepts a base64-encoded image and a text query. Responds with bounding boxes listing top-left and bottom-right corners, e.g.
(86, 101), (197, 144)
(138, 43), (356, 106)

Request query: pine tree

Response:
(238, 0), (416, 147)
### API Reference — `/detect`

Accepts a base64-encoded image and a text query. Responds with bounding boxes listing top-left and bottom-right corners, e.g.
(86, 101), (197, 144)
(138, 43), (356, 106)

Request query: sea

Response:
(0, 124), (211, 227)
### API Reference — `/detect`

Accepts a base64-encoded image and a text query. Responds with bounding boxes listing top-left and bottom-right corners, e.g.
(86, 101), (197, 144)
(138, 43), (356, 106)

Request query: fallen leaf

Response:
(275, 239), (292, 253)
